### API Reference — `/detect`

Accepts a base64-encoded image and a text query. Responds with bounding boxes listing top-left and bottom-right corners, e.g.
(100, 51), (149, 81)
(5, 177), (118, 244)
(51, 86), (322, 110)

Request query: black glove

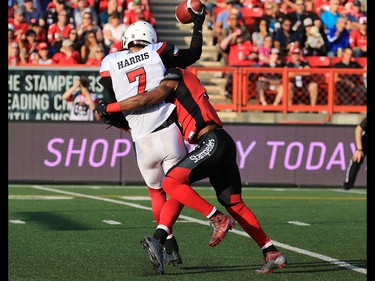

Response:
(188, 4), (206, 27)
(96, 100), (130, 130)
(96, 100), (109, 119)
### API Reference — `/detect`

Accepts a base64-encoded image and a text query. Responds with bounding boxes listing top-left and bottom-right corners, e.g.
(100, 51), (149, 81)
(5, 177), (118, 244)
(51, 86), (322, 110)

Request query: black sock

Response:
(262, 245), (278, 255)
(164, 236), (179, 254)
(153, 228), (168, 245)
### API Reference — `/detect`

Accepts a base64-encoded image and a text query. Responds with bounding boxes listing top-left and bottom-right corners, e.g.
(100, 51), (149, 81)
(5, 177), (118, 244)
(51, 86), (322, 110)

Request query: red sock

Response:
(163, 174), (216, 217)
(158, 197), (184, 230)
(226, 201), (271, 248)
(148, 187), (166, 225)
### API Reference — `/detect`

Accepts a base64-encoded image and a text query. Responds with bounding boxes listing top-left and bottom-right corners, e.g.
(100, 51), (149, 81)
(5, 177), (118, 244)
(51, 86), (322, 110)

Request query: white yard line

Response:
(27, 185), (366, 275)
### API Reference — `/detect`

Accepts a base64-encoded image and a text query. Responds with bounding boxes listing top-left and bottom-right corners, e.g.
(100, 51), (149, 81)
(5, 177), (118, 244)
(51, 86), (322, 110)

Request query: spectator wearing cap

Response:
(47, 9), (75, 54)
(31, 42), (53, 65)
(285, 46), (318, 106)
(22, 0), (46, 28)
(256, 47), (284, 106)
(103, 11), (128, 50)
(346, 0), (366, 31)
(52, 39), (82, 64)
(325, 17), (349, 57)
(349, 16), (366, 58)
(8, 7), (29, 42)
(73, 0), (99, 28)
(123, 0), (156, 27)
(320, 0), (343, 31)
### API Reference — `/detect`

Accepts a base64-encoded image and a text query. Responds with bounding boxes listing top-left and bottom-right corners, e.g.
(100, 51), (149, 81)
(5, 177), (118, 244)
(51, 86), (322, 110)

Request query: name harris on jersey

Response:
(116, 52), (150, 69)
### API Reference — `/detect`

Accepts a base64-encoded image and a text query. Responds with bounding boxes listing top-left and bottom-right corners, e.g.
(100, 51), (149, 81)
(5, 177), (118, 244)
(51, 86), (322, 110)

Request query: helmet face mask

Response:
(122, 21), (158, 50)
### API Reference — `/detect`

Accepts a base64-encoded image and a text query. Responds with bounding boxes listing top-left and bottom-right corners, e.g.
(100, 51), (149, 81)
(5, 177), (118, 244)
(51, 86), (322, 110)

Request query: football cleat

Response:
(162, 248), (183, 266)
(255, 251), (287, 274)
(208, 213), (236, 247)
(140, 236), (164, 275)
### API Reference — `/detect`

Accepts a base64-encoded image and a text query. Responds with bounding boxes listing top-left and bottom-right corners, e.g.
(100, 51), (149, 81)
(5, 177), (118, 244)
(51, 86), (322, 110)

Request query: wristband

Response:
(357, 149), (363, 151)
(107, 102), (121, 113)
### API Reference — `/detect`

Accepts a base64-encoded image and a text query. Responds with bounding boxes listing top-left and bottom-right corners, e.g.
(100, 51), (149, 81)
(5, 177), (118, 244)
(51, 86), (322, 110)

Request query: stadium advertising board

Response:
(8, 67), (103, 121)
(8, 122), (366, 187)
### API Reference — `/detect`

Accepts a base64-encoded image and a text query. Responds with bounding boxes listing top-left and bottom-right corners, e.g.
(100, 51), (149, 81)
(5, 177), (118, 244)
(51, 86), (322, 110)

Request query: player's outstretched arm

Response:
(106, 80), (178, 113)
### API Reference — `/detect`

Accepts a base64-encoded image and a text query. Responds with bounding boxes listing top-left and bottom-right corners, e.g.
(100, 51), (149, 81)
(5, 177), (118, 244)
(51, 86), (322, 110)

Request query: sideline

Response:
(29, 185), (366, 275)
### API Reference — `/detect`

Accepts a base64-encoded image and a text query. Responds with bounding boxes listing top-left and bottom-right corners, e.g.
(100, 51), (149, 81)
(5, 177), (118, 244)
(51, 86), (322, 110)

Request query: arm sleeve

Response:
(168, 24), (203, 68)
(99, 77), (117, 103)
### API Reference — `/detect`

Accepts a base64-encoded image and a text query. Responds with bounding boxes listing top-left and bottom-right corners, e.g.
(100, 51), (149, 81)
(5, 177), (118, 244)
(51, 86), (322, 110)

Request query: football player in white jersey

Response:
(97, 8), (206, 266)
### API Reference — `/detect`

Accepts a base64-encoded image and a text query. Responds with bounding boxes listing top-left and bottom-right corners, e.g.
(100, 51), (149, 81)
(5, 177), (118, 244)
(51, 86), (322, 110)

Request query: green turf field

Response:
(8, 184), (366, 281)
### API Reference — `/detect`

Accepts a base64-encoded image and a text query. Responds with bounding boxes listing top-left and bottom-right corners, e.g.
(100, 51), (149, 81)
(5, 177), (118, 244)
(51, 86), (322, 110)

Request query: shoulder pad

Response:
(162, 68), (182, 82)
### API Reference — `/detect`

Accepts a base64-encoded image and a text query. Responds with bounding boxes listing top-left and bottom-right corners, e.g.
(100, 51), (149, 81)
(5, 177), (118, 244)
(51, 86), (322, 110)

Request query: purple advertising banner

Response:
(8, 122), (366, 187)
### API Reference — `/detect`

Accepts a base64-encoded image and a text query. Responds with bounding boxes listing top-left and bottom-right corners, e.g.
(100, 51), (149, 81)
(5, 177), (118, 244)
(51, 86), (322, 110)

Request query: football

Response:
(175, 0), (204, 24)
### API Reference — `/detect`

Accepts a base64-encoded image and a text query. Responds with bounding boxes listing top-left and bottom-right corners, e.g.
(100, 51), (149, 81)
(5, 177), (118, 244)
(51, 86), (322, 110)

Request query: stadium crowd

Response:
(8, 0), (366, 67)
(8, 0), (154, 65)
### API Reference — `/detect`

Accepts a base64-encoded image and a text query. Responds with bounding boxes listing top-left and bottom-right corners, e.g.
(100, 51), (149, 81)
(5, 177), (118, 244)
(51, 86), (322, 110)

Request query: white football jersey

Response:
(99, 43), (175, 141)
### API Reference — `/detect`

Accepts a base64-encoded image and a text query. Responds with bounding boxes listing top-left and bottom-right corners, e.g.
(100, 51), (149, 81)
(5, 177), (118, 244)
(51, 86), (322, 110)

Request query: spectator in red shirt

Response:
(8, 8), (29, 43)
(220, 12), (251, 65)
(29, 17), (47, 43)
(219, 28), (258, 67)
(31, 42), (53, 65)
(85, 44), (105, 66)
(47, 9), (75, 50)
(46, 0), (74, 27)
(123, 0), (156, 27)
(8, 24), (16, 45)
(52, 39), (82, 64)
(349, 16), (366, 57)
(109, 40), (122, 53)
